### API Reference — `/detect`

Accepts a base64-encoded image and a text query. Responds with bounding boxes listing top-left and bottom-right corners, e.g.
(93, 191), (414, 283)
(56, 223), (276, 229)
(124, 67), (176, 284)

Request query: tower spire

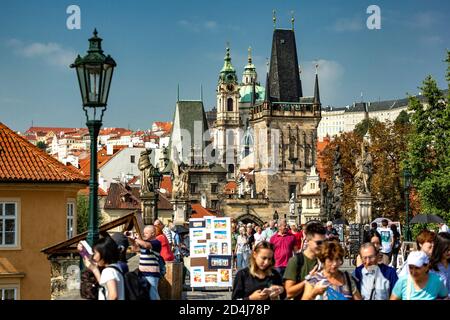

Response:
(200, 84), (203, 101)
(314, 63), (320, 104)
(273, 10), (277, 29)
(291, 11), (295, 30)
(177, 84), (180, 101)
(264, 70), (270, 103)
(298, 66), (303, 98)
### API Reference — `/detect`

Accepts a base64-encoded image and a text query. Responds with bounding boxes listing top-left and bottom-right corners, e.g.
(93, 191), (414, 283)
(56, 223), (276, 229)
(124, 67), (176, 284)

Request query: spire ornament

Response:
(291, 11), (295, 30)
(273, 10), (277, 29)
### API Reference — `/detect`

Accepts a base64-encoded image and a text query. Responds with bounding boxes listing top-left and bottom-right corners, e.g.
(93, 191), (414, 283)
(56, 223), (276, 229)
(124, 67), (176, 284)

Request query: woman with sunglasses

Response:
(429, 232), (450, 297)
(390, 250), (447, 300)
(232, 241), (285, 300)
(302, 240), (362, 300)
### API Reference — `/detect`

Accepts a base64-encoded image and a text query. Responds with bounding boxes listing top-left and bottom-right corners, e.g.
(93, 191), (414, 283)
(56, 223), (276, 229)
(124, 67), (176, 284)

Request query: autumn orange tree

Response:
(320, 118), (412, 222)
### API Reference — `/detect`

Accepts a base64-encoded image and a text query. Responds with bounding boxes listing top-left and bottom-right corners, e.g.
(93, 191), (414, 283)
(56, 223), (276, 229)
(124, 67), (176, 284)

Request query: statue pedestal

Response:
(140, 191), (156, 225)
(171, 198), (189, 225)
(355, 194), (372, 225)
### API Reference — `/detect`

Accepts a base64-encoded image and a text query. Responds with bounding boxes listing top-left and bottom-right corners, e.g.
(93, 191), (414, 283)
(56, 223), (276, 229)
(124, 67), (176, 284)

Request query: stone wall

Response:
(49, 255), (82, 300)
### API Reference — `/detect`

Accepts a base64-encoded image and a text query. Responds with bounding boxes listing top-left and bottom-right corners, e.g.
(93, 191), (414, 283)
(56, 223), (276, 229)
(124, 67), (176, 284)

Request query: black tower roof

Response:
(268, 29), (302, 103)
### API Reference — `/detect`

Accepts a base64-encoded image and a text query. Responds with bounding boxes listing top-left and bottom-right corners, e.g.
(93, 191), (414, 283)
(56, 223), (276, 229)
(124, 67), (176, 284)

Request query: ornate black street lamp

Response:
(403, 168), (412, 241)
(71, 29), (116, 246)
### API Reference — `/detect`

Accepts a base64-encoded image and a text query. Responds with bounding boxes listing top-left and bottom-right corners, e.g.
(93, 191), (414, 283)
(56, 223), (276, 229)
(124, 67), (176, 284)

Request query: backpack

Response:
(155, 252), (166, 277)
(80, 269), (100, 300)
(295, 253), (306, 282)
(108, 266), (151, 301)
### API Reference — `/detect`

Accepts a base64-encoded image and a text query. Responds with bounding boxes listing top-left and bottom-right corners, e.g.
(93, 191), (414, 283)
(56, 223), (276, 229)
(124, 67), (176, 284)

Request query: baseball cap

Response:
(407, 251), (429, 267)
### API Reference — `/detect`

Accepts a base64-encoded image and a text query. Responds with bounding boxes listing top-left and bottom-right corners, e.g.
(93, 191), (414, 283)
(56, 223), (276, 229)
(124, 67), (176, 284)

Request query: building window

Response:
(307, 199), (313, 209)
(211, 184), (218, 194)
(211, 200), (219, 209)
(0, 202), (17, 246)
(130, 155), (135, 163)
(190, 183), (198, 194)
(288, 184), (297, 199)
(1, 288), (16, 300)
(310, 183), (315, 190)
(227, 98), (233, 112)
(67, 202), (75, 239)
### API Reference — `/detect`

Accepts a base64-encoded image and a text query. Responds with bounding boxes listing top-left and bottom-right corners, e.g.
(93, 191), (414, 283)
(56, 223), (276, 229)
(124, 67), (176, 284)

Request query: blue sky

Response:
(0, 0), (449, 132)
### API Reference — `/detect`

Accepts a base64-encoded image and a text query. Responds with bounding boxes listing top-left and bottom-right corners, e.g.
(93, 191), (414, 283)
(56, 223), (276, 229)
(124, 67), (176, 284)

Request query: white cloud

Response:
(6, 39), (76, 68)
(299, 59), (345, 105)
(204, 21), (218, 30)
(178, 19), (219, 32)
(332, 16), (364, 32)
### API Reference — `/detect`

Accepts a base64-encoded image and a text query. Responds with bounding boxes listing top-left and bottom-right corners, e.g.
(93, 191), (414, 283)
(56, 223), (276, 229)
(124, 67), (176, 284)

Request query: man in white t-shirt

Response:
(377, 219), (394, 265)
(253, 226), (264, 248)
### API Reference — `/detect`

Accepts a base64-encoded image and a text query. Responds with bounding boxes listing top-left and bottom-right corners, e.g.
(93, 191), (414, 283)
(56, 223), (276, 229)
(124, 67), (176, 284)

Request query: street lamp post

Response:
(403, 168), (412, 241)
(71, 29), (116, 246)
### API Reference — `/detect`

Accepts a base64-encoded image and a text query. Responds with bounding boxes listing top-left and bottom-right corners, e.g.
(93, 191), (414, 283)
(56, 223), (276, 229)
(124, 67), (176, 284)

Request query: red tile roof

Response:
(99, 128), (132, 136)
(190, 204), (217, 218)
(160, 176), (172, 194)
(224, 181), (237, 194)
(78, 186), (108, 197)
(0, 122), (89, 183)
(26, 127), (79, 135)
(153, 122), (173, 133)
(78, 146), (126, 177)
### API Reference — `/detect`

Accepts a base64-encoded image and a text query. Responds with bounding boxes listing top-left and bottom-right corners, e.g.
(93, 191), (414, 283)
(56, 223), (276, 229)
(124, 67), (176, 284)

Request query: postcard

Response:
(213, 230), (227, 240)
(204, 272), (218, 286)
(208, 255), (232, 270)
(213, 218), (227, 229)
(191, 244), (207, 257)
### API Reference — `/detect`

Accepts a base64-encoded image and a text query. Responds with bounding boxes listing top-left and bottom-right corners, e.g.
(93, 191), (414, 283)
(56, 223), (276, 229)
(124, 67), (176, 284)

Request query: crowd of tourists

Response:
(78, 219), (188, 300)
(231, 218), (450, 300)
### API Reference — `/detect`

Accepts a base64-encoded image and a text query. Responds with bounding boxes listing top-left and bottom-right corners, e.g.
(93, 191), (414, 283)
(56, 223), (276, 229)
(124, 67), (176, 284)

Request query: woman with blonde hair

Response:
(302, 240), (362, 300)
(232, 241), (285, 300)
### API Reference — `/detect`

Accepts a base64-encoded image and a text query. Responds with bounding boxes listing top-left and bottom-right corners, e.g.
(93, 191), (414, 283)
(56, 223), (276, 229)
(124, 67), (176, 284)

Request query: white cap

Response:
(407, 251), (429, 267)
(246, 223), (253, 228)
(326, 221), (333, 226)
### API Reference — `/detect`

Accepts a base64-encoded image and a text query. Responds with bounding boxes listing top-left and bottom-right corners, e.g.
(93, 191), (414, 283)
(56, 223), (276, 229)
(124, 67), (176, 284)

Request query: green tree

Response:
(36, 141), (47, 151)
(394, 110), (410, 125)
(77, 195), (89, 234)
(76, 195), (104, 234)
(404, 51), (450, 223)
(320, 120), (411, 222)
(354, 118), (380, 138)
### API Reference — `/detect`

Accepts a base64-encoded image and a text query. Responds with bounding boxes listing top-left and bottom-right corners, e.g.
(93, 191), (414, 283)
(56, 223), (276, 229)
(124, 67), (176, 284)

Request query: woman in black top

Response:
(232, 241), (285, 300)
(390, 224), (401, 268)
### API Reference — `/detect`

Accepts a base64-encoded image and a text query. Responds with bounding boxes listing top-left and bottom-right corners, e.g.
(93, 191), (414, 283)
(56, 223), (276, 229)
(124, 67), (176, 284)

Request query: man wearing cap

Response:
(353, 243), (398, 300)
(390, 251), (448, 300)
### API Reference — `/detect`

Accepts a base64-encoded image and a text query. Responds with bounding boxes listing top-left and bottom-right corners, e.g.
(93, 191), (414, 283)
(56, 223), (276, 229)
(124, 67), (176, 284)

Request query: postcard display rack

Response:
(189, 216), (233, 288)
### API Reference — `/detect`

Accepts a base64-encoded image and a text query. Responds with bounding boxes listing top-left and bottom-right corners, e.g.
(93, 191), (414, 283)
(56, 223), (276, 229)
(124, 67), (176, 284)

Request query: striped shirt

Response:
(163, 227), (173, 245)
(139, 239), (162, 278)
